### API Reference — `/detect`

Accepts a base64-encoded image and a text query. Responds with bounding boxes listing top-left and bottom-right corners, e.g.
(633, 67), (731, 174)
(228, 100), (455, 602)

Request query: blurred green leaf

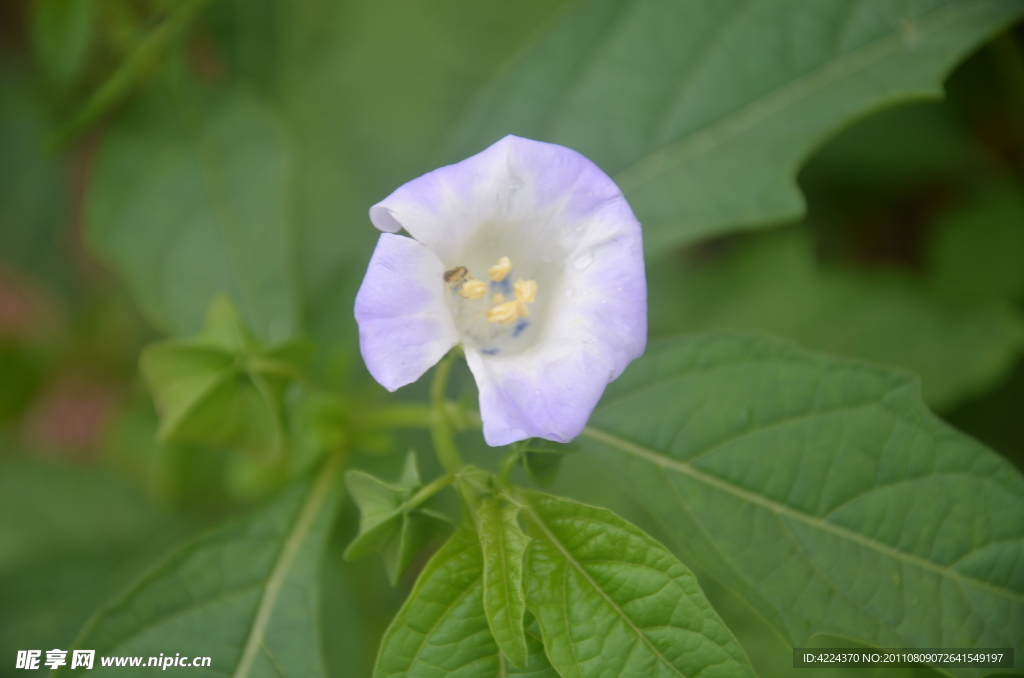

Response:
(57, 458), (342, 678)
(374, 527), (558, 678)
(446, 0), (1024, 257)
(30, 0), (94, 84)
(140, 297), (307, 455)
(582, 333), (1024, 677)
(928, 183), (1024, 300)
(343, 452), (449, 585)
(0, 452), (164, 574)
(648, 229), (1024, 409)
(0, 61), (69, 290)
(478, 497), (530, 669)
(87, 83), (296, 341)
(0, 451), (187, 675)
(520, 491), (755, 678)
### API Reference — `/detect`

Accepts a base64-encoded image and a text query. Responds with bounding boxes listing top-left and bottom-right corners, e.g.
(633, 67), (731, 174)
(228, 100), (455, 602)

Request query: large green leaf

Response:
(86, 83), (295, 341)
(520, 492), (755, 678)
(374, 528), (558, 678)
(647, 229), (1024, 410)
(445, 0), (1024, 256)
(582, 333), (1024, 677)
(56, 457), (342, 678)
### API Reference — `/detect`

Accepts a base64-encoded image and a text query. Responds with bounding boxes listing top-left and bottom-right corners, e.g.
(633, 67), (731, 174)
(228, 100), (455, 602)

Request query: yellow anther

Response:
(488, 256), (513, 282)
(513, 279), (537, 304)
(516, 301), (530, 318)
(492, 293), (505, 304)
(486, 301), (519, 324)
(458, 279), (487, 300)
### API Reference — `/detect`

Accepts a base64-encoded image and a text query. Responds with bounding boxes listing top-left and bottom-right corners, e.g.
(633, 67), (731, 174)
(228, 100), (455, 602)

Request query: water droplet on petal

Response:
(572, 250), (594, 271)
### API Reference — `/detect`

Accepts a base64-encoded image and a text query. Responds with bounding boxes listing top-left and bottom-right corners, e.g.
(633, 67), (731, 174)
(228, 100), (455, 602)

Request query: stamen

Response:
(486, 301), (519, 324)
(488, 256), (512, 282)
(458, 279), (487, 300)
(513, 279), (536, 304)
(492, 293), (505, 304)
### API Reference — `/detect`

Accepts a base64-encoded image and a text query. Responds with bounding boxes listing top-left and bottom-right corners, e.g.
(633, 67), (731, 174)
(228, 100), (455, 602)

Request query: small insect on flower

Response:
(354, 135), (646, 446)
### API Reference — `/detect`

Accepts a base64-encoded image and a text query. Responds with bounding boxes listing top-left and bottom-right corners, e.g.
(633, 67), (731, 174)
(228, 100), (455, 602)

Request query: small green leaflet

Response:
(140, 296), (308, 456)
(374, 528), (558, 678)
(445, 0), (1024, 257)
(344, 452), (450, 585)
(582, 333), (1024, 678)
(55, 458), (342, 678)
(520, 492), (755, 678)
(479, 497), (531, 668)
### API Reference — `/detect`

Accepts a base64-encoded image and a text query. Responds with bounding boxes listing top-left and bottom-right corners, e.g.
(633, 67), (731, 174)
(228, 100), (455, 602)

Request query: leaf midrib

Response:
(582, 425), (1024, 605)
(612, 0), (1000, 193)
(232, 454), (342, 678)
(522, 501), (689, 678)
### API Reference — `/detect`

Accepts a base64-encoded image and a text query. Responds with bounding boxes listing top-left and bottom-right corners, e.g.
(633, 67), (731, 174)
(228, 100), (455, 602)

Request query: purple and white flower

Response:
(354, 136), (646, 446)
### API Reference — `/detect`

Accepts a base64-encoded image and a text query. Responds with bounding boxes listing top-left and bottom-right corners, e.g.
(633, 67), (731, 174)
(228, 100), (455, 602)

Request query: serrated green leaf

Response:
(479, 498), (531, 669)
(87, 83), (295, 341)
(344, 453), (449, 585)
(520, 491), (755, 678)
(582, 333), (1024, 678)
(647, 229), (1024, 410)
(55, 457), (343, 678)
(374, 528), (558, 678)
(446, 0), (1024, 256)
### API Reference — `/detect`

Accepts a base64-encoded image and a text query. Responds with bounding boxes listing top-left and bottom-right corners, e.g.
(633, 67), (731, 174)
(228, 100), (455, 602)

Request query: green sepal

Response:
(518, 439), (579, 488)
(140, 296), (308, 455)
(344, 452), (450, 585)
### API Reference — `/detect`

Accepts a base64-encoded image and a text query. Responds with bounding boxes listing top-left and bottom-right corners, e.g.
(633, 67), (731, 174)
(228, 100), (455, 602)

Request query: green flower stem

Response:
(497, 446), (523, 484)
(430, 352), (465, 473)
(405, 471), (457, 511)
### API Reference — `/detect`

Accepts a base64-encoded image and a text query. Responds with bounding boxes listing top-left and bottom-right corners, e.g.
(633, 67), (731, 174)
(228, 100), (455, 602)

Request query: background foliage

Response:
(2, 1), (1024, 677)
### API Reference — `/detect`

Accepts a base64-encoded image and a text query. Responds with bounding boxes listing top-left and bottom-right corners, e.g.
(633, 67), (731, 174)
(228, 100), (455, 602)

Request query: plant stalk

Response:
(430, 352), (465, 473)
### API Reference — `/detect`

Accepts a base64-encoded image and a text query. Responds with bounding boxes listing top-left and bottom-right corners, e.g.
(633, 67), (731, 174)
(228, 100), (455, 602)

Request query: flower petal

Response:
(355, 234), (458, 391)
(368, 135), (628, 265)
